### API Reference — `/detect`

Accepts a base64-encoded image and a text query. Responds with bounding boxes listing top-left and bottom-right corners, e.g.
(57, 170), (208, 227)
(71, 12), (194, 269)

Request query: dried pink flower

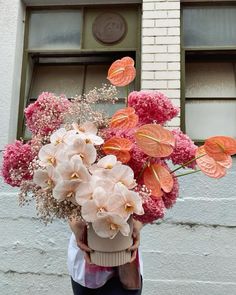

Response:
(1, 140), (36, 187)
(168, 129), (197, 169)
(128, 91), (179, 125)
(24, 92), (71, 136)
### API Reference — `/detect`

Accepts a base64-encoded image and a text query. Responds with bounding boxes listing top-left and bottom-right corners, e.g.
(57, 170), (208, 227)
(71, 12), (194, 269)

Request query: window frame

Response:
(181, 1), (236, 142)
(17, 4), (142, 139)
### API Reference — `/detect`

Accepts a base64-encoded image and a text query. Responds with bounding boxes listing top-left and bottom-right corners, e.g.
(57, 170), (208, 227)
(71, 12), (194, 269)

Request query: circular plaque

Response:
(92, 12), (127, 45)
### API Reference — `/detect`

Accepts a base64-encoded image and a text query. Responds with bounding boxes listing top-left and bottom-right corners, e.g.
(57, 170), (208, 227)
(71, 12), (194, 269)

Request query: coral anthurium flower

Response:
(143, 163), (174, 198)
(110, 107), (139, 129)
(135, 124), (175, 158)
(102, 137), (132, 163)
(107, 56), (136, 87)
(92, 212), (130, 239)
(204, 136), (236, 161)
(196, 146), (232, 178)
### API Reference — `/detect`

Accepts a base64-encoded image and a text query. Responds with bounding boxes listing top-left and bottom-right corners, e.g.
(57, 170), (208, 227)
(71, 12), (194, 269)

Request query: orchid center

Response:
(66, 191), (75, 199)
(55, 139), (62, 145)
(106, 164), (113, 169)
(79, 153), (84, 159)
(85, 138), (92, 144)
(97, 207), (106, 213)
(70, 172), (81, 180)
(46, 178), (53, 188)
(110, 223), (119, 231)
(48, 156), (56, 165)
(79, 127), (86, 132)
(125, 202), (134, 213)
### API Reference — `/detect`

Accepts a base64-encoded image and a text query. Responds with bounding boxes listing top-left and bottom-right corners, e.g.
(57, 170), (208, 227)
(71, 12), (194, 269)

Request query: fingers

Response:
(128, 231), (140, 252)
(77, 240), (93, 253)
(84, 251), (92, 264)
(130, 249), (137, 263)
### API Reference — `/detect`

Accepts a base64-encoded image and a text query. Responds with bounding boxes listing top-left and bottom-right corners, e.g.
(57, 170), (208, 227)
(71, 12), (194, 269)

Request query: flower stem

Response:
(175, 169), (201, 177)
(171, 153), (206, 174)
(137, 159), (150, 181)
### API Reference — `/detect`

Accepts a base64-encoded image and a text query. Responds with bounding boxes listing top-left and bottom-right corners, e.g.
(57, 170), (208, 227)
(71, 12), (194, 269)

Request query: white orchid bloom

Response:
(33, 166), (60, 190)
(72, 122), (104, 145)
(89, 155), (121, 174)
(110, 183), (144, 219)
(81, 187), (110, 222)
(110, 164), (136, 189)
(38, 143), (63, 167)
(52, 180), (81, 203)
(92, 212), (130, 239)
(55, 155), (91, 182)
(50, 128), (68, 146)
(75, 175), (113, 206)
(66, 138), (97, 166)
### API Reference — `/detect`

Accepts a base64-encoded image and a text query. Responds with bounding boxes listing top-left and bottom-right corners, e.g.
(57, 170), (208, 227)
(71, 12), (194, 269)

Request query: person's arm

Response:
(128, 219), (143, 263)
(68, 217), (93, 263)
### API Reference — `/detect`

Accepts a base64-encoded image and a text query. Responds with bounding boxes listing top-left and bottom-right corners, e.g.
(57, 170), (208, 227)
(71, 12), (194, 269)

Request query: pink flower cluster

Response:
(168, 129), (197, 169)
(24, 92), (71, 136)
(1, 141), (36, 187)
(128, 91), (179, 125)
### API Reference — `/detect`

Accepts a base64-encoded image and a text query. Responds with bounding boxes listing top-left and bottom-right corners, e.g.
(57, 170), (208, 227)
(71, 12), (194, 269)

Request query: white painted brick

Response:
(168, 44), (180, 53)
(143, 36), (155, 45)
(143, 45), (168, 53)
(155, 18), (180, 28)
(156, 2), (180, 10)
(141, 71), (155, 80)
(155, 71), (180, 80)
(143, 19), (155, 28)
(143, 2), (155, 10)
(167, 10), (180, 18)
(168, 62), (180, 70)
(168, 80), (181, 88)
(143, 10), (168, 19)
(168, 116), (180, 126)
(142, 62), (168, 71)
(143, 27), (168, 36)
(162, 89), (181, 98)
(156, 36), (180, 44)
(155, 53), (180, 62)
(168, 27), (180, 36)
(142, 53), (155, 62)
(142, 80), (168, 89)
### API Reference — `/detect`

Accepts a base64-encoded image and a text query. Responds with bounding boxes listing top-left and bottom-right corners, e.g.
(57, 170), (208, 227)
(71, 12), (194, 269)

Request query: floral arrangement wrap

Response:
(1, 56), (236, 243)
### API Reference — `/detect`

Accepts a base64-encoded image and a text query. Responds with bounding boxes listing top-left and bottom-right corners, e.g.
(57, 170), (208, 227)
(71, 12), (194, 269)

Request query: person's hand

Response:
(68, 217), (93, 264)
(127, 219), (143, 263)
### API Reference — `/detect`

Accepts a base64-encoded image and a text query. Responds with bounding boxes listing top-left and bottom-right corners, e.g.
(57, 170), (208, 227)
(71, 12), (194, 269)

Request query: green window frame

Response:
(18, 4), (141, 139)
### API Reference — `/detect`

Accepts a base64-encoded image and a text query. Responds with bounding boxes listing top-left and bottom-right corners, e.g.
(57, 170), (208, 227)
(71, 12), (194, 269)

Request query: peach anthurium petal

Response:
(217, 155), (232, 169)
(102, 137), (132, 163)
(92, 212), (130, 239)
(53, 180), (81, 203)
(135, 124), (175, 157)
(110, 107), (139, 130)
(107, 57), (136, 87)
(143, 163), (174, 198)
(204, 136), (236, 161)
(196, 146), (227, 179)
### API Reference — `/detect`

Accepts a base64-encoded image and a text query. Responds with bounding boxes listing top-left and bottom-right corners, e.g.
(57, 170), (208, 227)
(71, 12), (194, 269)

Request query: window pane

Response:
(28, 10), (82, 50)
(183, 7), (236, 47)
(186, 100), (236, 139)
(31, 65), (84, 98)
(93, 100), (125, 117)
(185, 62), (236, 98)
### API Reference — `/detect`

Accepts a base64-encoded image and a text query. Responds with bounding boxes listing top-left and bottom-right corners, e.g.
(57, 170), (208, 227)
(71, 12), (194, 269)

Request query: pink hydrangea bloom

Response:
(24, 92), (71, 136)
(128, 91), (179, 125)
(162, 175), (179, 209)
(1, 140), (36, 187)
(134, 193), (165, 224)
(168, 129), (197, 169)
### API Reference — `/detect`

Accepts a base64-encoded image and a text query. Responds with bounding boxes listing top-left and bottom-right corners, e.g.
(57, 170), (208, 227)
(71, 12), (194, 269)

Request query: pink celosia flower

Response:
(128, 91), (179, 125)
(133, 193), (165, 224)
(162, 175), (179, 209)
(167, 129), (197, 169)
(1, 140), (35, 187)
(24, 92), (71, 136)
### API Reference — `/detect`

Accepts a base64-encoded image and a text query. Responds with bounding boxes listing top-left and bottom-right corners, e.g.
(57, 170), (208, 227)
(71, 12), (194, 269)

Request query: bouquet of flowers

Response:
(1, 57), (236, 265)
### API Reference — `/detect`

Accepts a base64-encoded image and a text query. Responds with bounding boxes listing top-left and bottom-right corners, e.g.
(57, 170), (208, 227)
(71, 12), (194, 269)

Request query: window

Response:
(181, 4), (236, 141)
(18, 5), (141, 138)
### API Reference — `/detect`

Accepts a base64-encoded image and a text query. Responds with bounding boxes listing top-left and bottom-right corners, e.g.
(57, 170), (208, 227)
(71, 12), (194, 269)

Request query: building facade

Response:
(0, 0), (236, 294)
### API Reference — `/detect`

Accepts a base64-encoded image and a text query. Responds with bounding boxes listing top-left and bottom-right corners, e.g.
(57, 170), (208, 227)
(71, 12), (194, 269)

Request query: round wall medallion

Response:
(92, 12), (127, 45)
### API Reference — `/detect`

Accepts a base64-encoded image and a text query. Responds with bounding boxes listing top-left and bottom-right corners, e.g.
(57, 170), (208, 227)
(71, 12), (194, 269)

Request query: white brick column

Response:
(142, 0), (181, 127)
